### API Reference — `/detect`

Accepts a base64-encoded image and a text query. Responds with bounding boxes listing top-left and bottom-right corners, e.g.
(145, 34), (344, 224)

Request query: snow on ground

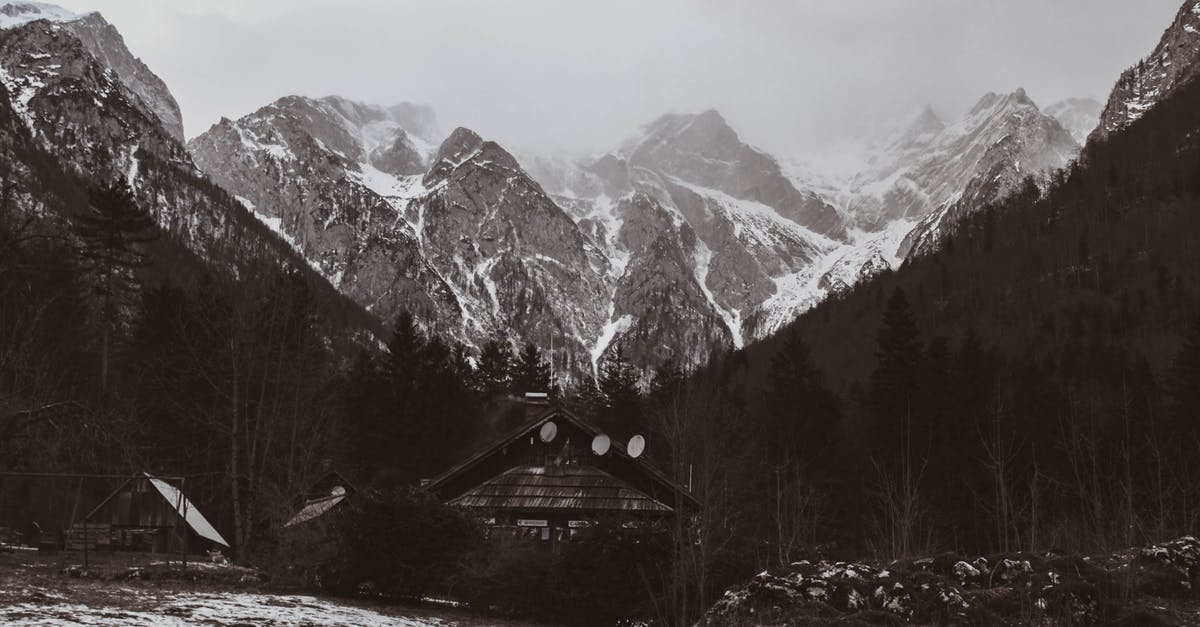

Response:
(0, 589), (467, 626)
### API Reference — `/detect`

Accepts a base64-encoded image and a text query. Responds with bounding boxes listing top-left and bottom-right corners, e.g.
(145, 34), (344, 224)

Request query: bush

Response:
(270, 492), (672, 625)
(453, 522), (671, 625)
(267, 488), (483, 598)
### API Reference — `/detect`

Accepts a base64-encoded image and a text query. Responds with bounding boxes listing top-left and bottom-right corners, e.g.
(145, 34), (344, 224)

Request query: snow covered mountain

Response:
(810, 89), (1078, 251)
(524, 110), (852, 360)
(0, 1), (1140, 380)
(1091, 0), (1200, 145)
(190, 100), (624, 375)
(898, 89), (1079, 257)
(1045, 97), (1102, 144)
(0, 2), (183, 140)
(0, 3), (373, 336)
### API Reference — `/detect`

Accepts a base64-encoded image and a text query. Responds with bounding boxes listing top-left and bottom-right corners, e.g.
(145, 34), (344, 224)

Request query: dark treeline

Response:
(0, 170), (371, 562)
(632, 66), (1200, 617)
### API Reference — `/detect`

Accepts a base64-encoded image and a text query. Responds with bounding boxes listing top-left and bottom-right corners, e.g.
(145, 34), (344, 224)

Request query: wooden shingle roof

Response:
(450, 464), (672, 512)
(425, 406), (699, 513)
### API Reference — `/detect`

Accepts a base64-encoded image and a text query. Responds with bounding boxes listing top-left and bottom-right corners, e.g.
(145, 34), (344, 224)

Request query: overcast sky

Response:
(54, 0), (1184, 157)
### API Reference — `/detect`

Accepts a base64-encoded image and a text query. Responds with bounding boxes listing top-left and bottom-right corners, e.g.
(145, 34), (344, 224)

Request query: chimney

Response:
(523, 391), (550, 420)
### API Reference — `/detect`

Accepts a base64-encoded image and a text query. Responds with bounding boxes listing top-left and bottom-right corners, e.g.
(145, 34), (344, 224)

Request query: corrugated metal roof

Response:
(284, 495), (345, 527)
(450, 464), (672, 512)
(145, 474), (230, 547)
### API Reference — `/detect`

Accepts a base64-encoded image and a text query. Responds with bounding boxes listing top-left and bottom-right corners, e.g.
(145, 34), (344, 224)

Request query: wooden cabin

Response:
(424, 403), (698, 544)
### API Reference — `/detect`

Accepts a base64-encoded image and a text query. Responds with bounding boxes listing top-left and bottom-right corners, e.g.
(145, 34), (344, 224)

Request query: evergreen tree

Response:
(765, 329), (839, 468)
(577, 375), (610, 420)
(512, 342), (551, 394)
(869, 288), (922, 458)
(650, 359), (686, 400)
(1168, 315), (1200, 436)
(600, 344), (642, 437)
(475, 339), (513, 397)
(73, 177), (157, 393)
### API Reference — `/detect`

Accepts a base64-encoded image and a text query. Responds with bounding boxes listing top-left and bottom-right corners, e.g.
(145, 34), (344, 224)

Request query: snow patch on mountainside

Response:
(672, 179), (838, 259)
(756, 219), (914, 336)
(591, 312), (633, 377)
(692, 238), (745, 349)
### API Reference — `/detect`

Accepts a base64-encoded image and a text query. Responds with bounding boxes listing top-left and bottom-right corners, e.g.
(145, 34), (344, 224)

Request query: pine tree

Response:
(512, 342), (551, 394)
(650, 359), (685, 400)
(600, 344), (642, 437)
(1168, 315), (1200, 436)
(386, 311), (426, 388)
(475, 339), (513, 397)
(869, 287), (922, 458)
(73, 177), (157, 393)
(577, 375), (610, 421)
(766, 329), (839, 467)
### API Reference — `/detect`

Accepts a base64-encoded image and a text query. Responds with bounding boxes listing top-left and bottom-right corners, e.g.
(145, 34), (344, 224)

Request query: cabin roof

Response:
(425, 406), (699, 511)
(451, 464), (672, 512)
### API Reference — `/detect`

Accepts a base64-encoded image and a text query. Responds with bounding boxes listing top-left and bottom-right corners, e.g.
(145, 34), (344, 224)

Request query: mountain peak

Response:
(909, 105), (945, 135)
(1046, 97), (1103, 144)
(968, 88), (1038, 117)
(0, 2), (83, 28)
(695, 108), (727, 124)
(424, 127), (485, 185)
(1090, 0), (1200, 143)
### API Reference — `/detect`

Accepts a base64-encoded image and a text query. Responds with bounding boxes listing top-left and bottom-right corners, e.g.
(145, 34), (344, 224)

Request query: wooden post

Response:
(71, 477), (88, 569)
(180, 477), (187, 571)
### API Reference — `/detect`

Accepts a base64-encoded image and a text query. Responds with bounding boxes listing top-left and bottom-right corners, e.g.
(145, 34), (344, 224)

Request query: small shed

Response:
(77, 473), (229, 553)
(284, 470), (356, 528)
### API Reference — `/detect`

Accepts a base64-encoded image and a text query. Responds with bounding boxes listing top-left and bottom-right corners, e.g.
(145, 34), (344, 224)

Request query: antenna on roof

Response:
(539, 421), (558, 443)
(591, 434), (611, 456)
(627, 435), (646, 459)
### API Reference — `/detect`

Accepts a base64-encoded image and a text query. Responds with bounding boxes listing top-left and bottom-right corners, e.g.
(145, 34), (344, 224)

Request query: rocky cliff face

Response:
(1, 1), (1128, 379)
(622, 110), (845, 240)
(1091, 0), (1200, 144)
(0, 2), (184, 140)
(899, 89), (1079, 257)
(828, 90), (1078, 245)
(525, 111), (847, 359)
(187, 95), (461, 336)
(191, 100), (616, 375)
(0, 6), (372, 339)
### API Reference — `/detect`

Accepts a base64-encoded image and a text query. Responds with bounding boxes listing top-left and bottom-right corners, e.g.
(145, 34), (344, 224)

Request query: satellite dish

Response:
(591, 434), (611, 456)
(330, 485), (347, 497)
(627, 435), (646, 459)
(539, 421), (558, 443)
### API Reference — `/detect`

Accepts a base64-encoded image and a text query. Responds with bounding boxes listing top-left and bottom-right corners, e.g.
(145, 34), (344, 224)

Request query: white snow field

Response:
(0, 588), (459, 626)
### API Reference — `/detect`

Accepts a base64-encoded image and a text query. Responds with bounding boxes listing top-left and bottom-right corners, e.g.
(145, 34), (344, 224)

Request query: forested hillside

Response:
(668, 67), (1200, 572)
